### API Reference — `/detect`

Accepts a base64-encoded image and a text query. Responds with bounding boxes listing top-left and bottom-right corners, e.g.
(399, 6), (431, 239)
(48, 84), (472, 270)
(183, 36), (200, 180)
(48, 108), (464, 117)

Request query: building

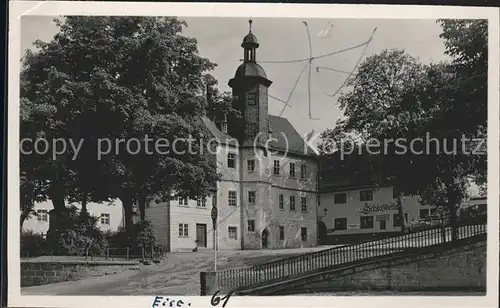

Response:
(318, 184), (437, 244)
(317, 155), (487, 244)
(22, 200), (124, 235)
(146, 20), (319, 252)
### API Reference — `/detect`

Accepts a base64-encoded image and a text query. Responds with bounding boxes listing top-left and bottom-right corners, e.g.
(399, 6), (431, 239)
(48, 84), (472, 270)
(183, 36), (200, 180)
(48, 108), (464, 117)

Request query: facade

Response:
(146, 21), (319, 252)
(319, 185), (437, 243)
(23, 200), (124, 235)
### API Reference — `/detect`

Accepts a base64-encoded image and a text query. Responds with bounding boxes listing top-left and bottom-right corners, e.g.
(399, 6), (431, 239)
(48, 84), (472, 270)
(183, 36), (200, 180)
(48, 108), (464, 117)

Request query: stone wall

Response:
(21, 260), (139, 287)
(237, 238), (487, 295)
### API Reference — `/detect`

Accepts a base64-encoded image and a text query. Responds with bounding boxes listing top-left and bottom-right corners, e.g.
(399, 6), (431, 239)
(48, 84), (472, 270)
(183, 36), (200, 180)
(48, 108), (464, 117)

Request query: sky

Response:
(20, 16), (449, 138)
(20, 16), (483, 197)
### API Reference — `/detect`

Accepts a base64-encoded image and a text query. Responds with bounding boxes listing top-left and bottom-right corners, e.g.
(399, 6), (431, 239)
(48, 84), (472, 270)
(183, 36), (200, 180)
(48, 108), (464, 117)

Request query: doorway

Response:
(196, 224), (207, 248)
(261, 229), (269, 248)
(317, 221), (327, 245)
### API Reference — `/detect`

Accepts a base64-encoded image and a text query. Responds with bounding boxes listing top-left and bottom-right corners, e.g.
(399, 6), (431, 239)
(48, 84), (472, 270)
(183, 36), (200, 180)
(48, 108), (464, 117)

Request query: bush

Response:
(47, 206), (108, 256)
(106, 220), (157, 257)
(20, 230), (49, 257)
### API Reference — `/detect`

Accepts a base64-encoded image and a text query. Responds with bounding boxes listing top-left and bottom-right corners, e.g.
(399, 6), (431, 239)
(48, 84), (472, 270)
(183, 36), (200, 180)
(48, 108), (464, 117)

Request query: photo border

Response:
(8, 2), (500, 307)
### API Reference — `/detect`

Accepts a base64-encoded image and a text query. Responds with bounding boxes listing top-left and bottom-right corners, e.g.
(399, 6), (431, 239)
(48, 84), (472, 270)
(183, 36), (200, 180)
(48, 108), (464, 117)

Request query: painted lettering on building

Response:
(359, 202), (399, 215)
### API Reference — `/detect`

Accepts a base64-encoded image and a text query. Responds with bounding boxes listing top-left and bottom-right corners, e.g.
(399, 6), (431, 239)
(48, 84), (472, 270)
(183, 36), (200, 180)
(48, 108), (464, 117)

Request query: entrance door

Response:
(196, 224), (207, 248)
(261, 229), (269, 248)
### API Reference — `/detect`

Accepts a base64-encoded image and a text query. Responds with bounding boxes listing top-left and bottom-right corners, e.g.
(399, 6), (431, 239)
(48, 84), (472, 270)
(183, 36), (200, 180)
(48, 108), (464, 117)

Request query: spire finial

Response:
(249, 19), (253, 33)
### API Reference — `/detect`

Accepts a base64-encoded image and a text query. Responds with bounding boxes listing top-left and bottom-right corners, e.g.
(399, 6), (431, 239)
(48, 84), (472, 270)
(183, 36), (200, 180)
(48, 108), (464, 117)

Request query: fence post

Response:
(441, 220), (446, 243)
(200, 272), (218, 296)
(126, 247), (129, 261)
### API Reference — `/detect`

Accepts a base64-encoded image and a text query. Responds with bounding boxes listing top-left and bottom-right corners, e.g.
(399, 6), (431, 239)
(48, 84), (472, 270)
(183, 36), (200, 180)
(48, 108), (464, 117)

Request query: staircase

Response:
(215, 222), (486, 294)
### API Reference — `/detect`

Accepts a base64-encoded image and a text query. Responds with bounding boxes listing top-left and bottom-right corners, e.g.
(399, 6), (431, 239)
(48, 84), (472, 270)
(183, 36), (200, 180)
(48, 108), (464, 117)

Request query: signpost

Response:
(211, 205), (218, 272)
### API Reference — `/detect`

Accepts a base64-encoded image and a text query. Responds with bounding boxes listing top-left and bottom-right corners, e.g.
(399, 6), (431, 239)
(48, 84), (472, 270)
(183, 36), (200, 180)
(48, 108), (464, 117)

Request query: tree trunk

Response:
(396, 193), (407, 233)
(138, 194), (147, 221)
(120, 191), (134, 232)
(81, 198), (88, 214)
(47, 178), (67, 234)
(444, 181), (461, 241)
(20, 209), (30, 231)
(80, 197), (89, 221)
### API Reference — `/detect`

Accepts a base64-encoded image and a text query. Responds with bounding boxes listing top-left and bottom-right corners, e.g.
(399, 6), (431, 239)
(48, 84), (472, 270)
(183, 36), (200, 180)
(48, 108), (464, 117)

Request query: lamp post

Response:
(211, 192), (218, 273)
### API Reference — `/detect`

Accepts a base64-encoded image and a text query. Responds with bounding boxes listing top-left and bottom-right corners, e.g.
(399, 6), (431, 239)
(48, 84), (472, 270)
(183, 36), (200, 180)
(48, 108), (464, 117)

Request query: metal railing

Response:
(217, 221), (487, 292)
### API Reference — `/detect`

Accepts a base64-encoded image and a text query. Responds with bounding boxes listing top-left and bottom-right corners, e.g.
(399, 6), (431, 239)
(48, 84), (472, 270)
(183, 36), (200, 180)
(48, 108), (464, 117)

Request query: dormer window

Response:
(220, 114), (228, 133)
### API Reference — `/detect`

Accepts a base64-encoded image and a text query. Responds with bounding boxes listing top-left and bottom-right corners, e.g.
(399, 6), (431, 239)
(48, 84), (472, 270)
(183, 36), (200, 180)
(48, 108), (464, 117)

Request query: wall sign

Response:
(347, 224), (360, 229)
(359, 202), (399, 215)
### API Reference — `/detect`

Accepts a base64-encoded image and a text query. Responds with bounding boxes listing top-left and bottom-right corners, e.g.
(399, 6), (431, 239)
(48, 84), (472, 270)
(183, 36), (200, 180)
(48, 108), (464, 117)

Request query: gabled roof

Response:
(200, 116), (236, 146)
(200, 115), (316, 157)
(268, 115), (316, 157)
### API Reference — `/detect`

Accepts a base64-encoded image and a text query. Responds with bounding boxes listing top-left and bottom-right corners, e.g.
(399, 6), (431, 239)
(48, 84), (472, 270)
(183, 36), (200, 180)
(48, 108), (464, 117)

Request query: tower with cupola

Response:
(228, 20), (272, 146)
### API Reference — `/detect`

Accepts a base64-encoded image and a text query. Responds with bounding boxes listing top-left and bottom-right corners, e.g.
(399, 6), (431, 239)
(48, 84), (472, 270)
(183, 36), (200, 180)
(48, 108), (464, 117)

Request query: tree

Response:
(320, 19), (487, 239)
(20, 16), (221, 233)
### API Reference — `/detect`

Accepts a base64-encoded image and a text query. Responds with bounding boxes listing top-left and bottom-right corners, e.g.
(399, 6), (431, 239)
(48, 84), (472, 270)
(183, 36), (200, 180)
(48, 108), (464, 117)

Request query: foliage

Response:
(319, 19), (487, 239)
(459, 203), (487, 223)
(20, 230), (49, 257)
(20, 16), (223, 232)
(106, 220), (157, 252)
(47, 206), (108, 255)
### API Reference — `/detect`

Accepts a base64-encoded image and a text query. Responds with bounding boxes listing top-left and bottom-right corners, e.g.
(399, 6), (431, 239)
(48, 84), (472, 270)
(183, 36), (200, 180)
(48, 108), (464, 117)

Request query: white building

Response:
(22, 200), (124, 235)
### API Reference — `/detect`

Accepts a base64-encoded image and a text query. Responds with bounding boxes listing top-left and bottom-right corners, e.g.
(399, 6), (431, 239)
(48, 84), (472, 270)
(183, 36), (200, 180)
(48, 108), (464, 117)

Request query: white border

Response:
(7, 2), (500, 308)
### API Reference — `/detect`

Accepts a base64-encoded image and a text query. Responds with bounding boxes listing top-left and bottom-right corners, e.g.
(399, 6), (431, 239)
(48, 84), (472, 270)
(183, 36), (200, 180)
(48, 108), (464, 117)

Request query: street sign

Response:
(211, 206), (218, 222)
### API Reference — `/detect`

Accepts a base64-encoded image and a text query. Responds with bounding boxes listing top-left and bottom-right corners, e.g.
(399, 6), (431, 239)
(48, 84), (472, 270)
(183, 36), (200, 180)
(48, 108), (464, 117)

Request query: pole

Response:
(214, 224), (217, 272)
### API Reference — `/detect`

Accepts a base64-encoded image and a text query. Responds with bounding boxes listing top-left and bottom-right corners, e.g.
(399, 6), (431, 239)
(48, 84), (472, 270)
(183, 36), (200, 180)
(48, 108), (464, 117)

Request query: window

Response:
(393, 213), (401, 227)
(334, 218), (347, 230)
(430, 208), (437, 216)
(37, 209), (48, 222)
(247, 159), (255, 172)
(273, 160), (280, 175)
(317, 195), (321, 206)
(360, 216), (374, 229)
(178, 223), (188, 237)
(100, 213), (110, 225)
(379, 220), (386, 230)
(227, 153), (236, 169)
(289, 163), (296, 178)
(248, 220), (255, 232)
(360, 190), (373, 202)
(334, 193), (347, 204)
(301, 196), (307, 212)
(279, 226), (285, 240)
(221, 122), (228, 133)
(246, 123), (257, 139)
(300, 164), (307, 179)
(263, 149), (268, 157)
(301, 227), (307, 241)
(405, 213), (408, 223)
(228, 191), (237, 206)
(393, 187), (400, 199)
(289, 196), (296, 211)
(196, 197), (206, 208)
(279, 194), (284, 210)
(178, 197), (188, 206)
(420, 209), (430, 219)
(212, 195), (217, 206)
(248, 191), (256, 205)
(228, 227), (238, 240)
(247, 92), (257, 105)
